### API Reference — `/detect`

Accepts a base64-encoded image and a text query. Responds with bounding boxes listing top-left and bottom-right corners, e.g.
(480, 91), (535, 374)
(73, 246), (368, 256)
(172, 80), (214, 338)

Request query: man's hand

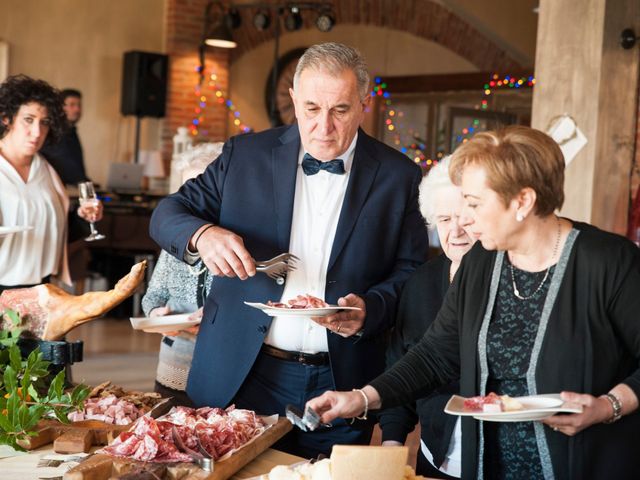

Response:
(312, 293), (366, 337)
(190, 225), (256, 280)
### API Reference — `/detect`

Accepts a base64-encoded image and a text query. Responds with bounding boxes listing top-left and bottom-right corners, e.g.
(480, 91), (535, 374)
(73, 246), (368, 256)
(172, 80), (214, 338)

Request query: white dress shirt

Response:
(0, 153), (65, 285)
(420, 417), (462, 477)
(264, 133), (358, 353)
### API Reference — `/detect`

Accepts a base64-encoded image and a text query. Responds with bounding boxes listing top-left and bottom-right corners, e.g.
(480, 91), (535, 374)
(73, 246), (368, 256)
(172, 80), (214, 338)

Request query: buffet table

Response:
(0, 445), (303, 479)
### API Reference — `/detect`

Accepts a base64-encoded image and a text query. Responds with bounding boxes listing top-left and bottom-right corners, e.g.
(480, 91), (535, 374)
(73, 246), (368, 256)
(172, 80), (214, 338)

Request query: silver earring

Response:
(516, 212), (524, 222)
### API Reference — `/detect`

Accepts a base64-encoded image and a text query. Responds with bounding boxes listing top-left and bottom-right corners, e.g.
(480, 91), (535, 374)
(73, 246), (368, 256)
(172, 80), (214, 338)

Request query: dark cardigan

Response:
(379, 254), (459, 468)
(370, 222), (640, 480)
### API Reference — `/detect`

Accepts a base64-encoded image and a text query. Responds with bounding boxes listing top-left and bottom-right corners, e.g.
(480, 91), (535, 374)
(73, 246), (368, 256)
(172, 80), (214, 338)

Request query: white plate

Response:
(444, 394), (582, 422)
(244, 301), (361, 317)
(129, 313), (200, 334)
(0, 226), (33, 237)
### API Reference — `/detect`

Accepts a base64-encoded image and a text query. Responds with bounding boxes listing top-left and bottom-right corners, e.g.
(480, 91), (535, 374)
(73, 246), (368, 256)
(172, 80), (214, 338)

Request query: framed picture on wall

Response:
(0, 40), (8, 82)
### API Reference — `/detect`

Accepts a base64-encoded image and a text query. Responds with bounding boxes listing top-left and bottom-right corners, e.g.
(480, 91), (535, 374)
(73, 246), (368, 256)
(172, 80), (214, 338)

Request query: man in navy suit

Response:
(150, 42), (428, 457)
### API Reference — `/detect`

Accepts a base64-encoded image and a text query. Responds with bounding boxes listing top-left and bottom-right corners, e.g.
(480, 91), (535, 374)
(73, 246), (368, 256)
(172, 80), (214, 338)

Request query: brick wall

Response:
(163, 0), (230, 163)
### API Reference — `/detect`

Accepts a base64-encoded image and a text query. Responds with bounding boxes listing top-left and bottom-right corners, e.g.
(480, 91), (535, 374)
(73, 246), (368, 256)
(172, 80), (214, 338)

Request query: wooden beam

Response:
(531, 0), (640, 234)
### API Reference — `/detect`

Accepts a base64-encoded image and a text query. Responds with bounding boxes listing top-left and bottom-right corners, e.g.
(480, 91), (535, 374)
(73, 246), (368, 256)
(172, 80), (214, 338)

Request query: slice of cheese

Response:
(500, 395), (524, 411)
(330, 445), (409, 480)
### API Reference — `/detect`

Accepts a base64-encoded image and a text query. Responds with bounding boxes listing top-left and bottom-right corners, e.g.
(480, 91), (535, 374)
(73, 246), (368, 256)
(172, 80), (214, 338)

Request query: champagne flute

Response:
(77, 181), (106, 241)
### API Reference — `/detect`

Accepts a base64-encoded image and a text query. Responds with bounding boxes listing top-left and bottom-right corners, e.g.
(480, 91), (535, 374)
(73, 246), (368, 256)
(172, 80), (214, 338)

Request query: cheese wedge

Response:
(330, 445), (408, 480)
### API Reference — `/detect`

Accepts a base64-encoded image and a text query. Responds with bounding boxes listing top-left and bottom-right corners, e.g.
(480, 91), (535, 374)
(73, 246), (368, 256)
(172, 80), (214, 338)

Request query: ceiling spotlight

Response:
(284, 6), (303, 31)
(224, 8), (242, 29)
(253, 9), (271, 31)
(316, 11), (335, 32)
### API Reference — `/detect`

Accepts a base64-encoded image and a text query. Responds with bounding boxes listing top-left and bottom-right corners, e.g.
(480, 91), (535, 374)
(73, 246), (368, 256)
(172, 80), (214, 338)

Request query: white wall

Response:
(0, 0), (166, 186)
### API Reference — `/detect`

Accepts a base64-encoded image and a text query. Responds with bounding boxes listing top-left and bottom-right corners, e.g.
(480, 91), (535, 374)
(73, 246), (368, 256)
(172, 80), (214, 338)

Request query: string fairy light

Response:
(190, 66), (252, 137)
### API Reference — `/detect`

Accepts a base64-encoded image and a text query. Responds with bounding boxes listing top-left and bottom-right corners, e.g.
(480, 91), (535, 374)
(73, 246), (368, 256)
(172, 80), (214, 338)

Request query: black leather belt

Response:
(261, 344), (329, 366)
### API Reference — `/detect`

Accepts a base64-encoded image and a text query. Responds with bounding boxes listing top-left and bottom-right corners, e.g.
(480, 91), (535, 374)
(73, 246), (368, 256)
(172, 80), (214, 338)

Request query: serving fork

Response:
(255, 253), (299, 281)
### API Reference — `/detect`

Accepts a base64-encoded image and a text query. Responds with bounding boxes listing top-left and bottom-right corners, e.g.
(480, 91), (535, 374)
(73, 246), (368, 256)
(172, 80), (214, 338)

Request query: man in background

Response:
(41, 88), (89, 185)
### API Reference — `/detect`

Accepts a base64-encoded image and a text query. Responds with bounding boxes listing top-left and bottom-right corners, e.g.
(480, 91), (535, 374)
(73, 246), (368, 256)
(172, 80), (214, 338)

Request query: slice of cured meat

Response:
(463, 392), (523, 413)
(266, 294), (328, 309)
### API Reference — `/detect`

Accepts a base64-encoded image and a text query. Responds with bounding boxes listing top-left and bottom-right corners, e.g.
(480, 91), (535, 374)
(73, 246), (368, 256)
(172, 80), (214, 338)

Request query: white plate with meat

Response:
(130, 313), (200, 334)
(0, 225), (33, 237)
(445, 393), (582, 422)
(245, 294), (361, 317)
(244, 302), (361, 317)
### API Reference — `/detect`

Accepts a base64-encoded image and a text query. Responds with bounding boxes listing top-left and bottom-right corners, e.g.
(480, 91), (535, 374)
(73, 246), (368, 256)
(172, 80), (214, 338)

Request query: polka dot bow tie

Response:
(301, 153), (345, 175)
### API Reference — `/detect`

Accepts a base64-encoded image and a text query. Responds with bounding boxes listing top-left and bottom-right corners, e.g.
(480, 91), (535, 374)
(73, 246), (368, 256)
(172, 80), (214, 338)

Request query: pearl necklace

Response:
(509, 218), (561, 301)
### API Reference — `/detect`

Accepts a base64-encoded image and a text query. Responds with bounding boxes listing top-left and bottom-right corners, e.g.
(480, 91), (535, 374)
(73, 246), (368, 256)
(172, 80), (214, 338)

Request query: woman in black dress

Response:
(379, 156), (474, 479)
(308, 126), (640, 479)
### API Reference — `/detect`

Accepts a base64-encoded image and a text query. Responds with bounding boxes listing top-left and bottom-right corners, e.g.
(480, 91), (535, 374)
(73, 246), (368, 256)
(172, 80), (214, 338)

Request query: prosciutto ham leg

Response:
(0, 261), (147, 341)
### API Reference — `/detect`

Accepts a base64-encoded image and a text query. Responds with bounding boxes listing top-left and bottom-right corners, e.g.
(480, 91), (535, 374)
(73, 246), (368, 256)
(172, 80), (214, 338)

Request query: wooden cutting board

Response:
(18, 419), (130, 453)
(64, 417), (293, 480)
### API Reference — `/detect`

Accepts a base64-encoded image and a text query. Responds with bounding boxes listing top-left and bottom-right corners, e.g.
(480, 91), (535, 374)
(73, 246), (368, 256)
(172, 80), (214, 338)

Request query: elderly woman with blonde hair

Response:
(142, 142), (223, 405)
(309, 126), (640, 479)
(380, 156), (474, 479)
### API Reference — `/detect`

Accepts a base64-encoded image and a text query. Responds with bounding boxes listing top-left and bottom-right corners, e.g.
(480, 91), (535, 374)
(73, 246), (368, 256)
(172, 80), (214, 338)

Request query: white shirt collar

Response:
(298, 131), (358, 173)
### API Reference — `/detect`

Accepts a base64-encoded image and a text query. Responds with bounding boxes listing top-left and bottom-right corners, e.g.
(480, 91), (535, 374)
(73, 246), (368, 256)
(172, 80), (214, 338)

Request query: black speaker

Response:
(120, 51), (168, 118)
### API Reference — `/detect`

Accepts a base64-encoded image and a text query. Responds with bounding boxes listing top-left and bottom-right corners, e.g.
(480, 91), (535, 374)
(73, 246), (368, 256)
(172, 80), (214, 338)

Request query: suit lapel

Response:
(328, 131), (380, 271)
(272, 126), (301, 252)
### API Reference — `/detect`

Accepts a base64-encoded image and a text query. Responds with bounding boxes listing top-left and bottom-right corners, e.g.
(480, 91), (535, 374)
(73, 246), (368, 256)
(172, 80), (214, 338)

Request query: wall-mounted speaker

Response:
(120, 51), (168, 118)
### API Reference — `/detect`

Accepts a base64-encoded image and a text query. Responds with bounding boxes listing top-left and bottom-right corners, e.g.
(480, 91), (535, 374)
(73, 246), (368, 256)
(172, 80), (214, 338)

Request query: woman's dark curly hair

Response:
(0, 74), (67, 145)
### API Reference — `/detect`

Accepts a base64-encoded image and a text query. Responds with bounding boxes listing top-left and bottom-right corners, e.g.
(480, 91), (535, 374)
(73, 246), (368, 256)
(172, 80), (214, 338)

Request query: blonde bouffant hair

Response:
(449, 125), (565, 216)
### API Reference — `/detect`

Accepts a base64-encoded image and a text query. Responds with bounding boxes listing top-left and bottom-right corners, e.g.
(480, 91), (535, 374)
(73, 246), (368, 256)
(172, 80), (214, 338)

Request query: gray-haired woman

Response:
(142, 143), (222, 405)
(379, 156), (474, 479)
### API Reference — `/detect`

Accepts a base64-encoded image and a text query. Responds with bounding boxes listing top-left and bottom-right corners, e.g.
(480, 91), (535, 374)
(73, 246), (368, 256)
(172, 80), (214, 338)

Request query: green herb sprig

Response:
(0, 309), (90, 450)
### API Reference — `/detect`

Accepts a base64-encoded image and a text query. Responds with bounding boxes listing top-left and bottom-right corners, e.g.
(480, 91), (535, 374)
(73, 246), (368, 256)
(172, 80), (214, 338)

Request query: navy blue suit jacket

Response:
(149, 125), (428, 407)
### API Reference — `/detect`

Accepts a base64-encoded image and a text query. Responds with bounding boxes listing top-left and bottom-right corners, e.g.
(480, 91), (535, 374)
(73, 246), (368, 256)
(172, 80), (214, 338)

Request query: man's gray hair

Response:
(419, 155), (455, 225)
(293, 42), (370, 100)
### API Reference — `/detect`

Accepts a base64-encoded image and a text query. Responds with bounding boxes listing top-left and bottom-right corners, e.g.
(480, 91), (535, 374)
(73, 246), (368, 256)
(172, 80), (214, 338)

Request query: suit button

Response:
(170, 245), (177, 254)
(258, 325), (268, 333)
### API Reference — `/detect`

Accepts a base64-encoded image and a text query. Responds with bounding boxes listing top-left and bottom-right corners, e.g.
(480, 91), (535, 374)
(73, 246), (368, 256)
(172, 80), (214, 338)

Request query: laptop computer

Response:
(106, 162), (144, 192)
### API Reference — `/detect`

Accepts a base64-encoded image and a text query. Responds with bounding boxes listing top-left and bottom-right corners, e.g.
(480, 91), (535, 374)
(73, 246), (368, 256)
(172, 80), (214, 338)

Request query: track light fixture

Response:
(284, 6), (303, 32)
(253, 9), (271, 31)
(224, 8), (242, 29)
(316, 10), (335, 32)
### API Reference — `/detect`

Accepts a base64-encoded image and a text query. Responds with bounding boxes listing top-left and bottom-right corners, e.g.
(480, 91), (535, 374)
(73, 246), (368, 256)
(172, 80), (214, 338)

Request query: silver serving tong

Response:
(285, 404), (330, 432)
(171, 425), (214, 472)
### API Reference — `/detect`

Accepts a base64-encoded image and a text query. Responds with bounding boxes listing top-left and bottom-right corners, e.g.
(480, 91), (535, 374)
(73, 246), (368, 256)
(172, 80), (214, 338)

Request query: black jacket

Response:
(379, 254), (459, 468)
(371, 222), (640, 479)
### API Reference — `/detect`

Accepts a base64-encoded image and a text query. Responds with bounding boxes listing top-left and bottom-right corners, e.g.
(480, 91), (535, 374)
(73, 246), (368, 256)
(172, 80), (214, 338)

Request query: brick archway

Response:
(229, 0), (523, 71)
(163, 0), (523, 161)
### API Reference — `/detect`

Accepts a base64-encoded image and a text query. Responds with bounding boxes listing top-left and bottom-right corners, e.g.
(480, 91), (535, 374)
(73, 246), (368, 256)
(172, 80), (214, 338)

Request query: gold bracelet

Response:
(353, 388), (368, 420)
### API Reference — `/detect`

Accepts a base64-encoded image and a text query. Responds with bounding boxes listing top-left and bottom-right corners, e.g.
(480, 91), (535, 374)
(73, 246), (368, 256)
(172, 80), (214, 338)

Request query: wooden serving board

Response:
(18, 419), (130, 453)
(64, 417), (293, 480)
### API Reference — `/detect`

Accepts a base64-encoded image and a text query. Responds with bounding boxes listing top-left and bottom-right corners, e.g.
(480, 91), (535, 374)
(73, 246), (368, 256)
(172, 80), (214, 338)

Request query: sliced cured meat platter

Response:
(63, 417), (292, 480)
